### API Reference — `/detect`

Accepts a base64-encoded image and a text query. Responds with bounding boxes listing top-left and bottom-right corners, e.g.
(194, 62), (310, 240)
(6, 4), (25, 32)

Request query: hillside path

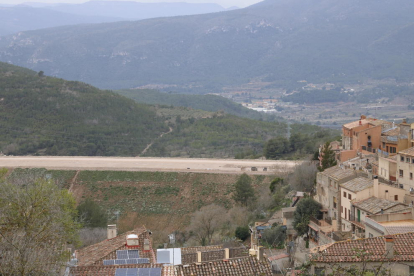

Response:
(69, 170), (80, 193)
(139, 126), (173, 156)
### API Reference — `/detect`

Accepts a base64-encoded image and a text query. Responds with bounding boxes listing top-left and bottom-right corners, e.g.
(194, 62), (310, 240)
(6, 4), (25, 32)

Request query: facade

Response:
(397, 147), (414, 192)
(378, 155), (397, 182)
(315, 166), (358, 229)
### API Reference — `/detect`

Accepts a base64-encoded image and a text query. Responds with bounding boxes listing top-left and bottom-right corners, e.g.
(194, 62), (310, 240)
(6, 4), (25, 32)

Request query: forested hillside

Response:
(1, 0), (414, 90)
(116, 89), (267, 120)
(0, 62), (168, 156)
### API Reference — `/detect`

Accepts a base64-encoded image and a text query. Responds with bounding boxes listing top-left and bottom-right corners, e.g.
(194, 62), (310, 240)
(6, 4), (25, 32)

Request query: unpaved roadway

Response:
(0, 156), (303, 174)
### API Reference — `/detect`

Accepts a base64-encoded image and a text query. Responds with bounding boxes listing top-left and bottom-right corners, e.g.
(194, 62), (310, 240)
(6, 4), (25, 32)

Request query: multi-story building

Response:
(365, 209), (414, 238)
(315, 166), (358, 228)
(397, 147), (414, 192)
(341, 116), (392, 160)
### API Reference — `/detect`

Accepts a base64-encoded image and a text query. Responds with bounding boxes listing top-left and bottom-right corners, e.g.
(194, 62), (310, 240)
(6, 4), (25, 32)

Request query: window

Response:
(341, 206), (343, 213)
(390, 147), (396, 154)
(395, 195), (398, 201)
(345, 208), (347, 220)
(411, 173), (413, 180)
(401, 156), (405, 162)
(400, 170), (404, 177)
(333, 196), (337, 208)
(412, 158), (414, 164)
(410, 265), (414, 276)
(343, 191), (346, 198)
(348, 194), (351, 200)
(407, 157), (411, 163)
(369, 233), (374, 238)
(315, 267), (325, 276)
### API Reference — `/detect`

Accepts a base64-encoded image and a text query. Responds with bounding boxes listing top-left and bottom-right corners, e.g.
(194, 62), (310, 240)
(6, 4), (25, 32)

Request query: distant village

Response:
(66, 115), (414, 276)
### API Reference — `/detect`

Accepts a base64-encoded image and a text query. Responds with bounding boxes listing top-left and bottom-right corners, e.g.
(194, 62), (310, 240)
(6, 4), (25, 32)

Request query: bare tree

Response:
(0, 178), (79, 275)
(189, 204), (227, 246)
(288, 161), (317, 192)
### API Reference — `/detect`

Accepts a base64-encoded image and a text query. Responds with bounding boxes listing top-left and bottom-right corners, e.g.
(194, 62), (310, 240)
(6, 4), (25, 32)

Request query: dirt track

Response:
(0, 156), (302, 174)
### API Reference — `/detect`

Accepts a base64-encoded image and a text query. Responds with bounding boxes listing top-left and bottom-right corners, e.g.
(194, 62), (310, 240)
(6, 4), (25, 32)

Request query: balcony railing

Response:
(349, 214), (365, 228)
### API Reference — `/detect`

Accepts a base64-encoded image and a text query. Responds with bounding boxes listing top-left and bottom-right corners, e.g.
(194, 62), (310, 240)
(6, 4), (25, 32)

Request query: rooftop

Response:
(343, 119), (371, 129)
(268, 253), (289, 261)
(175, 256), (272, 276)
(75, 226), (154, 266)
(399, 147), (414, 156)
(320, 166), (356, 181)
(340, 177), (373, 193)
(311, 232), (414, 263)
(381, 126), (400, 136)
(353, 197), (403, 214)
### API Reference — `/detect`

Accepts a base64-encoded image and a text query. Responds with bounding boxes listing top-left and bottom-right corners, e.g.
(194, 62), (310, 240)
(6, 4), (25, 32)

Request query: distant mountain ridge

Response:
(0, 1), (232, 36)
(27, 1), (228, 20)
(0, 0), (413, 91)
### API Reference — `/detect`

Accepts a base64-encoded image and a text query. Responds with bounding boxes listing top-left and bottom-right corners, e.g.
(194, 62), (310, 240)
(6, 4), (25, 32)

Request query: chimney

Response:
(107, 224), (117, 240)
(361, 115), (366, 120)
(256, 246), (264, 261)
(384, 235), (394, 259)
(126, 234), (139, 247)
(359, 119), (362, 126)
(374, 178), (379, 198)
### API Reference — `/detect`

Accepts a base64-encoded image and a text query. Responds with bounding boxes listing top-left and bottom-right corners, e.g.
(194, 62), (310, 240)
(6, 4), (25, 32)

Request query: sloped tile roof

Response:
(382, 126), (400, 136)
(340, 177), (373, 193)
(175, 256), (272, 276)
(268, 253), (289, 261)
(321, 166), (356, 181)
(69, 264), (166, 276)
(311, 232), (414, 263)
(343, 119), (371, 129)
(399, 147), (414, 156)
(353, 197), (403, 214)
(181, 245), (223, 254)
(75, 226), (150, 266)
(369, 120), (392, 127)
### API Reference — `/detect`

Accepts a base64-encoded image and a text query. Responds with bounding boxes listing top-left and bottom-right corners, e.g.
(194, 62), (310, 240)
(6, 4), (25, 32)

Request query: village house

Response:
(341, 177), (406, 234)
(340, 115), (392, 161)
(397, 147), (414, 192)
(68, 225), (272, 276)
(309, 232), (414, 276)
(365, 208), (414, 238)
(314, 166), (358, 231)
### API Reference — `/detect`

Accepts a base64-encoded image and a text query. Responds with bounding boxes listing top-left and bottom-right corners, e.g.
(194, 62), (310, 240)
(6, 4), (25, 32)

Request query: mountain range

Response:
(2, 0), (412, 92)
(0, 1), (233, 36)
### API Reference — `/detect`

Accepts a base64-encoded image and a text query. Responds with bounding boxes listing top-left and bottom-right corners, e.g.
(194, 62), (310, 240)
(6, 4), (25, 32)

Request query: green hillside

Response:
(0, 62), (168, 156)
(1, 0), (414, 90)
(116, 89), (266, 120)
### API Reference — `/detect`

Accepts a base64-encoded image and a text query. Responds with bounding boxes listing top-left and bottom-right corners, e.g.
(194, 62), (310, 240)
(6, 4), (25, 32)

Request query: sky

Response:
(0, 0), (263, 8)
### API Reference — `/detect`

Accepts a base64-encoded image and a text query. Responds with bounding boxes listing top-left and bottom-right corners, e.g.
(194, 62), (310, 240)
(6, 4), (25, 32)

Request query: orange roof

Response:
(75, 226), (153, 266)
(343, 119), (371, 129)
(311, 232), (414, 263)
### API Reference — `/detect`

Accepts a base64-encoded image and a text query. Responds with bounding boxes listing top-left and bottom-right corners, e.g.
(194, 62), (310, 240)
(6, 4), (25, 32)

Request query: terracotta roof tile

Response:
(321, 166), (356, 180)
(343, 119), (371, 129)
(69, 264), (166, 276)
(340, 177), (373, 193)
(268, 253), (289, 261)
(353, 197), (404, 214)
(399, 147), (414, 156)
(175, 256), (272, 276)
(311, 232), (414, 263)
(75, 227), (154, 266)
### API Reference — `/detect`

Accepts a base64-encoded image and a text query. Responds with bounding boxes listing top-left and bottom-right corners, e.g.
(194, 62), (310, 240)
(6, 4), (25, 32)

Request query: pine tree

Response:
(232, 173), (256, 207)
(318, 141), (337, 171)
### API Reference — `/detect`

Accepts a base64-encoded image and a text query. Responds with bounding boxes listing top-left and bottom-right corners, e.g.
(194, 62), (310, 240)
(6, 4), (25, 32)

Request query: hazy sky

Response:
(0, 0), (263, 8)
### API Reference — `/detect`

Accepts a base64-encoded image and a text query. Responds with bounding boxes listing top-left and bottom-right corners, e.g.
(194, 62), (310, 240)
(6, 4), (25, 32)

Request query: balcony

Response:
(309, 216), (336, 233)
(349, 214), (365, 229)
